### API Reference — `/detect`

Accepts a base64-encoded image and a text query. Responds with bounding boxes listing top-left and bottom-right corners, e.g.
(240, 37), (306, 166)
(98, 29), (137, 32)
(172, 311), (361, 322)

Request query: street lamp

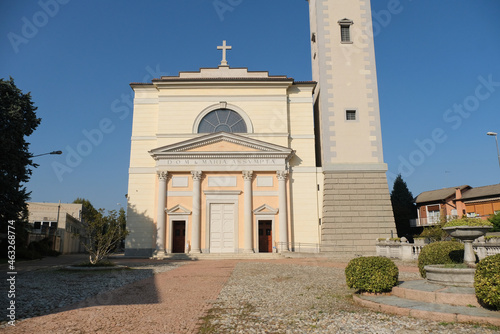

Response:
(32, 150), (62, 158)
(487, 132), (500, 168)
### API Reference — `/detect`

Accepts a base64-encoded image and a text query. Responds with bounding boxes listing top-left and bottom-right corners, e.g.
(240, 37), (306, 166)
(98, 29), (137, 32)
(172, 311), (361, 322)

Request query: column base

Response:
(189, 249), (201, 254)
(152, 250), (167, 259)
(243, 249), (255, 254)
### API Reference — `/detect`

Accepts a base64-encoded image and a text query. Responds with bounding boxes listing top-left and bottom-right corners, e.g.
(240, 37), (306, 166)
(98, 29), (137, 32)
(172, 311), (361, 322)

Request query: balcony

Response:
(410, 217), (441, 227)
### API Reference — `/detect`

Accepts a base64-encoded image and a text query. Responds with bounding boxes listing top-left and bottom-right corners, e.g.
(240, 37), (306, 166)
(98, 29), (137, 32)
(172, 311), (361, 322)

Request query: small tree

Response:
(390, 174), (417, 240)
(73, 198), (128, 264)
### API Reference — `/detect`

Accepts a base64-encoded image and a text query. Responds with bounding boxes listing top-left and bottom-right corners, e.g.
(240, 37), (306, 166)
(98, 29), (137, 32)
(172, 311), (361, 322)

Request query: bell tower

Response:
(308, 0), (395, 254)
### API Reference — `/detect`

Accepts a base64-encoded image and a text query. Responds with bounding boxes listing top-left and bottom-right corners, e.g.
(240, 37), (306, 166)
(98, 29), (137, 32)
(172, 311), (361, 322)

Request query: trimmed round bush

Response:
(345, 256), (399, 293)
(417, 241), (464, 278)
(475, 254), (500, 310)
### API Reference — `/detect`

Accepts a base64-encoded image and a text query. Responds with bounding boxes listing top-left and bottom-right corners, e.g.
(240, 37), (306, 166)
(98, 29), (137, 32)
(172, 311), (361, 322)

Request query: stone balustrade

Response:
(376, 237), (500, 261)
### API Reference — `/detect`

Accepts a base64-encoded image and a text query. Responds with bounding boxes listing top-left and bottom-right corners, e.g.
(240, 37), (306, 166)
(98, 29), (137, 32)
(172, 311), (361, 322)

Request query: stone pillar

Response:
(155, 171), (168, 257)
(277, 170), (289, 252)
(191, 171), (202, 253)
(242, 170), (254, 253)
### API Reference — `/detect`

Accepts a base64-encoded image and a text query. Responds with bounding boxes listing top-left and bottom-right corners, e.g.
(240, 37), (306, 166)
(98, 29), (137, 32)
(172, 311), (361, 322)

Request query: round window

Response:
(197, 109), (247, 133)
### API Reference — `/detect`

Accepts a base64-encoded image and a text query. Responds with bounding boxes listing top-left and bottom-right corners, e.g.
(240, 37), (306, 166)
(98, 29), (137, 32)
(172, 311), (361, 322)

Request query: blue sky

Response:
(1, 0), (499, 212)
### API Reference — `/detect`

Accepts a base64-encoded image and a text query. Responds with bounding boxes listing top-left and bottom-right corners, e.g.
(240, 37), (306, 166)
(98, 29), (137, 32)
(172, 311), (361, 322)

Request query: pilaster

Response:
(154, 171), (168, 258)
(190, 171), (202, 253)
(277, 170), (289, 252)
(242, 170), (254, 253)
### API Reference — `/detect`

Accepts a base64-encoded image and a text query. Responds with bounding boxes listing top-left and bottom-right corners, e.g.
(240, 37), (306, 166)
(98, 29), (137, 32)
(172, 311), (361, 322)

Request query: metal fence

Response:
(274, 242), (320, 253)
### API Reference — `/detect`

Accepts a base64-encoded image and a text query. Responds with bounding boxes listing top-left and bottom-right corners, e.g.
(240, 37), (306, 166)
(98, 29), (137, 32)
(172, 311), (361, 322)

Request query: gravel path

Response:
(200, 261), (500, 333)
(2, 260), (236, 333)
(1, 261), (184, 322)
(1, 258), (499, 333)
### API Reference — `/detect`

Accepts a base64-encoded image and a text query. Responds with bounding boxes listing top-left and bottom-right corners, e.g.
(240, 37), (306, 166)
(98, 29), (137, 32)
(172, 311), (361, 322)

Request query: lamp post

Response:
(32, 150), (62, 158)
(487, 132), (500, 168)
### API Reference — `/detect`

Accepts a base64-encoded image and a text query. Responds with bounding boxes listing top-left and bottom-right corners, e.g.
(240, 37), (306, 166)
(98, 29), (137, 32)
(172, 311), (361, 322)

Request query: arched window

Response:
(197, 109), (247, 133)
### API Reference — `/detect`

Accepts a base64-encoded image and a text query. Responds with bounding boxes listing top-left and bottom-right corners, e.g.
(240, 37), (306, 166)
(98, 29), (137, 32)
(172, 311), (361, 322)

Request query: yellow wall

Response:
(126, 72), (320, 255)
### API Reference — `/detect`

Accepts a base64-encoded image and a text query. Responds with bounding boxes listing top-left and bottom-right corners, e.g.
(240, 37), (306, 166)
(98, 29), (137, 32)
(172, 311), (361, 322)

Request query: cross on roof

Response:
(217, 40), (232, 66)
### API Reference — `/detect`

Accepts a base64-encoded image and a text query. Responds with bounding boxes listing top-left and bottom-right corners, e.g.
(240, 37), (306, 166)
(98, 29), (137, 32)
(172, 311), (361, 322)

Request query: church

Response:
(125, 0), (395, 257)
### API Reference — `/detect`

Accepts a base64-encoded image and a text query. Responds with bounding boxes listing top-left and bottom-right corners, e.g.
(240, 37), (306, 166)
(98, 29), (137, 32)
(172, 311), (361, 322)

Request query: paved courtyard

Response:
(1, 256), (499, 333)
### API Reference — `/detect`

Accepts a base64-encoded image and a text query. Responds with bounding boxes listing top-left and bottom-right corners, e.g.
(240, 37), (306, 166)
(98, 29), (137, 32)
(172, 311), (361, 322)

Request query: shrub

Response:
(16, 247), (42, 260)
(417, 222), (447, 242)
(28, 238), (61, 257)
(488, 212), (500, 232)
(417, 241), (464, 278)
(443, 218), (492, 228)
(345, 256), (399, 293)
(475, 254), (500, 310)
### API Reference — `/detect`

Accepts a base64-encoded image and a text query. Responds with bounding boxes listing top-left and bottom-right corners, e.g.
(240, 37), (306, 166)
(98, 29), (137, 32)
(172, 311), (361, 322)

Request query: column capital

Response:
(191, 170), (202, 181)
(157, 171), (168, 181)
(242, 170), (253, 181)
(276, 170), (289, 181)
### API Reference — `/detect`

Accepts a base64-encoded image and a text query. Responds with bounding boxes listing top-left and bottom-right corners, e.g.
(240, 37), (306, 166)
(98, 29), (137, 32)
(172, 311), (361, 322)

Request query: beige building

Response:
(27, 202), (85, 254)
(125, 0), (395, 257)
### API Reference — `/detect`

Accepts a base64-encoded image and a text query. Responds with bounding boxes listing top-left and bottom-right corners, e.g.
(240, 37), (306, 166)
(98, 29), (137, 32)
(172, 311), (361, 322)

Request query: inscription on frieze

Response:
(166, 159), (278, 166)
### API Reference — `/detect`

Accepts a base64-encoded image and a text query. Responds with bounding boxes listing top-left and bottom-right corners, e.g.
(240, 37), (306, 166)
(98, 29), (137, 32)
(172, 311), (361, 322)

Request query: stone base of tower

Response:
(320, 171), (395, 256)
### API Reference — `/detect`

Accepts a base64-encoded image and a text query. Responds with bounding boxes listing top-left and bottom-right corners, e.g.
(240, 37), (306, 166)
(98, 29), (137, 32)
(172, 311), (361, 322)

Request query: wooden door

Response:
(210, 204), (235, 253)
(258, 220), (272, 253)
(172, 221), (185, 253)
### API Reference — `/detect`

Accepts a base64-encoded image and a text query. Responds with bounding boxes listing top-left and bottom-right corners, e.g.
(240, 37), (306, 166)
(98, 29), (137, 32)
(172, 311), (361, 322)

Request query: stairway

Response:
(354, 280), (500, 326)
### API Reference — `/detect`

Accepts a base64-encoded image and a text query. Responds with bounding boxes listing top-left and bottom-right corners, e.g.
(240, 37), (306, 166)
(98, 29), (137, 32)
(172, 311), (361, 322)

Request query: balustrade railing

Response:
(376, 238), (500, 261)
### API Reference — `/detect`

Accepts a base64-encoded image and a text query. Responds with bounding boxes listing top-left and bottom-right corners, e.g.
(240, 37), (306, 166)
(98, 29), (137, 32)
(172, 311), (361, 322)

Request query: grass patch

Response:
(74, 260), (116, 267)
(198, 307), (226, 334)
(438, 322), (453, 326)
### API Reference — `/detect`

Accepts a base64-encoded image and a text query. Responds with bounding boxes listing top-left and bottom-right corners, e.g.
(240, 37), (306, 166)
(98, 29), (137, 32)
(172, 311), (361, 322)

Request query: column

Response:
(191, 171), (202, 253)
(155, 171), (168, 257)
(277, 170), (289, 252)
(243, 170), (254, 253)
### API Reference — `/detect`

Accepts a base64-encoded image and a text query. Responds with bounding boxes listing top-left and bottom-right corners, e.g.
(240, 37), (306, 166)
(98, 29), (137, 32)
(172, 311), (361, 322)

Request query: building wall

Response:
(27, 202), (84, 254)
(465, 200), (500, 219)
(126, 76), (320, 256)
(309, 0), (395, 254)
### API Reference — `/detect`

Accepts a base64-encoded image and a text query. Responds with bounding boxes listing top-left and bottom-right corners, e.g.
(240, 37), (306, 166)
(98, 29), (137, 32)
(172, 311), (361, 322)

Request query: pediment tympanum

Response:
(149, 132), (293, 171)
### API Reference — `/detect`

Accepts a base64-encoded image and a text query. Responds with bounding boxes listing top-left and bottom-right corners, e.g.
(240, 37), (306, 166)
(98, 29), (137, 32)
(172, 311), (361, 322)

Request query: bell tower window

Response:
(338, 18), (354, 43)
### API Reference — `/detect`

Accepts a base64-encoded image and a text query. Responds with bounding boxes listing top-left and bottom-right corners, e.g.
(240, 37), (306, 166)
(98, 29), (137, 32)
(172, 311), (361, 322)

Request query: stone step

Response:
(156, 253), (283, 260)
(354, 293), (500, 327)
(392, 280), (480, 307)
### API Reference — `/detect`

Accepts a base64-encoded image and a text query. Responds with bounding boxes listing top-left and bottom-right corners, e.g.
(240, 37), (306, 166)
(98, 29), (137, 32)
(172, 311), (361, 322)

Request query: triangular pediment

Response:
(253, 204), (278, 215)
(166, 204), (191, 215)
(184, 140), (260, 153)
(150, 132), (293, 159)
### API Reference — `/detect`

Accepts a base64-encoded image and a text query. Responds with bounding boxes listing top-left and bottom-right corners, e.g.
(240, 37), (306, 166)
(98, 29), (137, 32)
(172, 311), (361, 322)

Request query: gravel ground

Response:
(0, 261), (185, 323)
(200, 262), (500, 334)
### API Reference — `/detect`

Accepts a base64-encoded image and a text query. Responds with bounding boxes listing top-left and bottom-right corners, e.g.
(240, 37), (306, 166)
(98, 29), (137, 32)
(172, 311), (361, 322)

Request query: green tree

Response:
(489, 212), (500, 232)
(73, 198), (128, 264)
(117, 207), (127, 249)
(390, 174), (417, 240)
(0, 77), (41, 232)
(73, 197), (99, 223)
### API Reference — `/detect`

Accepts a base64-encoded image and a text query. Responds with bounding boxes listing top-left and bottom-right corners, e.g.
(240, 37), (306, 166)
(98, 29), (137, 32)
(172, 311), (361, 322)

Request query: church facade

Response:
(125, 0), (395, 257)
